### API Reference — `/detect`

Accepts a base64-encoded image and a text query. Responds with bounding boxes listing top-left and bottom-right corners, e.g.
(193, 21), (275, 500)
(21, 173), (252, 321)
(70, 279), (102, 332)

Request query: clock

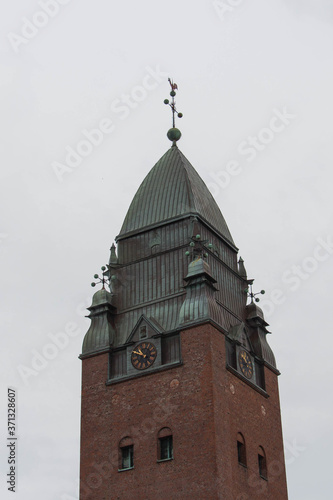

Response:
(238, 350), (253, 379)
(131, 342), (157, 370)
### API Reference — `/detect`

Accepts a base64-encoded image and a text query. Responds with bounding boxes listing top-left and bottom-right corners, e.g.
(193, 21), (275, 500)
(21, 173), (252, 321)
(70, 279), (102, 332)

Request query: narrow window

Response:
(226, 341), (237, 369)
(237, 433), (247, 466)
(110, 349), (127, 378)
(159, 435), (173, 460)
(158, 427), (173, 461)
(255, 360), (265, 390)
(121, 445), (133, 470)
(161, 334), (180, 365)
(258, 446), (267, 478)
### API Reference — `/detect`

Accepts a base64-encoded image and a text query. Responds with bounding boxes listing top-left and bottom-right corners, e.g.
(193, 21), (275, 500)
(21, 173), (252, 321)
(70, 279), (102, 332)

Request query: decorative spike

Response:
(109, 243), (118, 265)
(238, 257), (247, 279)
(164, 78), (182, 144)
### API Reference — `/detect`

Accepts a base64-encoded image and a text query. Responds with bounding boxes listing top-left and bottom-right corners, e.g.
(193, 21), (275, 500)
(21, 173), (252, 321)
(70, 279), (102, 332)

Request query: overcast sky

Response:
(1, 1), (333, 498)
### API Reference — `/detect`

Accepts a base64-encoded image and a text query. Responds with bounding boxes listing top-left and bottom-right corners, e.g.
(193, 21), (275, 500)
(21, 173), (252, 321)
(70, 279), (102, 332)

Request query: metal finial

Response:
(238, 256), (247, 279)
(164, 78), (183, 143)
(185, 235), (211, 261)
(91, 265), (110, 289)
(245, 281), (265, 303)
(109, 243), (118, 265)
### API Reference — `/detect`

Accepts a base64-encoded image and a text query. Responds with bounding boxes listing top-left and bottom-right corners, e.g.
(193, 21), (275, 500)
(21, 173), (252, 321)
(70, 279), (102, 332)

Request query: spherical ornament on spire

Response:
(165, 79), (182, 143)
(167, 128), (181, 142)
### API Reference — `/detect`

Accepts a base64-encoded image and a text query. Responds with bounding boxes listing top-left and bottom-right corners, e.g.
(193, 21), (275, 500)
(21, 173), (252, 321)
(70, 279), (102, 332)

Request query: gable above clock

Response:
(126, 315), (164, 344)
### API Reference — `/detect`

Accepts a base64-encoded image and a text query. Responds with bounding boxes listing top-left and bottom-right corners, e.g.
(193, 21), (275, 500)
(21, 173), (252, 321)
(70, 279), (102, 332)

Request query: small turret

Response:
(238, 257), (247, 279)
(80, 268), (117, 357)
(179, 254), (219, 325)
(245, 301), (276, 369)
(81, 288), (116, 357)
(109, 243), (118, 265)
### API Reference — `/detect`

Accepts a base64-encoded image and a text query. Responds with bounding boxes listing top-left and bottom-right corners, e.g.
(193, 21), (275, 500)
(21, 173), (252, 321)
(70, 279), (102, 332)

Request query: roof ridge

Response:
(172, 147), (196, 217)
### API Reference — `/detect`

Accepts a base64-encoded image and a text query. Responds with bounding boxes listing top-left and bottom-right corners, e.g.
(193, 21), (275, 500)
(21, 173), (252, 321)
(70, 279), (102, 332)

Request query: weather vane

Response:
(91, 266), (110, 289)
(185, 234), (212, 261)
(164, 78), (183, 143)
(245, 280), (265, 303)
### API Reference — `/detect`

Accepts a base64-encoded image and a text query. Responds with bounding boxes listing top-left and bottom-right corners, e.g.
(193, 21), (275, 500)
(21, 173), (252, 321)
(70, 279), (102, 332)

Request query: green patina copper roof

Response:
(117, 146), (234, 245)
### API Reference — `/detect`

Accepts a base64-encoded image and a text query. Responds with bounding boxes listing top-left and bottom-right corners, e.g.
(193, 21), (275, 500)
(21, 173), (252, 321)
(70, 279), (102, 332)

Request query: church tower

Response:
(79, 82), (288, 499)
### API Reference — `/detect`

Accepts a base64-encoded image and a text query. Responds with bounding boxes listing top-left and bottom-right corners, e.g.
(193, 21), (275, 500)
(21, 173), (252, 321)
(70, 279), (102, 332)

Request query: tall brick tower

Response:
(79, 83), (288, 499)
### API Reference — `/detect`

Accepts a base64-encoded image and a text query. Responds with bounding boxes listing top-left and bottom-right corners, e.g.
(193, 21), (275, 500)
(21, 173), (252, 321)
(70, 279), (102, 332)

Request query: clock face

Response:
(238, 350), (253, 379)
(131, 342), (157, 370)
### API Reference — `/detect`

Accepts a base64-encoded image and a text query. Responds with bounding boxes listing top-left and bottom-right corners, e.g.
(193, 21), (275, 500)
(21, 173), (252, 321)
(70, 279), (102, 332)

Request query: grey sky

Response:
(1, 1), (332, 498)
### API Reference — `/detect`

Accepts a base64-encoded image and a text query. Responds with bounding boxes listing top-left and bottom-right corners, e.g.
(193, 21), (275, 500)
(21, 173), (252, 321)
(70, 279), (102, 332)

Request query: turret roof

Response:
(117, 146), (234, 245)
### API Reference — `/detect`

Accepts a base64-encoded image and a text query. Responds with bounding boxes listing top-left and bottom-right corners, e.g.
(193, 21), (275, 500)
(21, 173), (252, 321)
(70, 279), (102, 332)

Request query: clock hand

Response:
(133, 350), (143, 356)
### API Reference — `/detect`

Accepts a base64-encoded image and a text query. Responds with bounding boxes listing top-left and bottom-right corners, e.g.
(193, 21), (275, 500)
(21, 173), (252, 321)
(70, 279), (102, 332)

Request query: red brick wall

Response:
(209, 324), (288, 499)
(80, 325), (288, 499)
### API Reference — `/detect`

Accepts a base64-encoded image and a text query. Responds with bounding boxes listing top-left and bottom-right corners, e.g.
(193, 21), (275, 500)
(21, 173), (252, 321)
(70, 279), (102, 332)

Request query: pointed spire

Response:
(164, 78), (183, 145)
(238, 257), (247, 279)
(109, 243), (118, 265)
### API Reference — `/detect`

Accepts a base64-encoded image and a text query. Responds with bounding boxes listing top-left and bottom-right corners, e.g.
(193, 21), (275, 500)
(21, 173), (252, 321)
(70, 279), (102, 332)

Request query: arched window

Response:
(157, 427), (173, 461)
(237, 433), (247, 467)
(258, 446), (267, 479)
(119, 436), (134, 471)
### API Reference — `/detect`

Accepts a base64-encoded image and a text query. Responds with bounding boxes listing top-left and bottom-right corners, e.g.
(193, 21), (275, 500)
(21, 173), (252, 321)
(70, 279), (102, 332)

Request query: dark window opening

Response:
(110, 349), (127, 378)
(139, 326), (147, 339)
(159, 435), (173, 460)
(255, 360), (265, 390)
(237, 440), (246, 466)
(226, 341), (237, 369)
(258, 451), (267, 478)
(121, 445), (133, 470)
(161, 334), (180, 365)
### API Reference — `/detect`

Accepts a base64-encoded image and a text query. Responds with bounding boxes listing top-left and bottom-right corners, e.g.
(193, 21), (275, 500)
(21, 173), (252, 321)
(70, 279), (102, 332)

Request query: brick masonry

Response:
(80, 323), (288, 499)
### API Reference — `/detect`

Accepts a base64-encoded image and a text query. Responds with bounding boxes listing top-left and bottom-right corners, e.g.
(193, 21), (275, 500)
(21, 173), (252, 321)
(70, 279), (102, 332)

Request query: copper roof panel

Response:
(118, 147), (234, 245)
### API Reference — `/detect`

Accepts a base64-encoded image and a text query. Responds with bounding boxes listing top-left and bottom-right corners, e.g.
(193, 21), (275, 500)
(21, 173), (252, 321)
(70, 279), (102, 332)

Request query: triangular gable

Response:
(126, 314), (164, 343)
(227, 322), (253, 352)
